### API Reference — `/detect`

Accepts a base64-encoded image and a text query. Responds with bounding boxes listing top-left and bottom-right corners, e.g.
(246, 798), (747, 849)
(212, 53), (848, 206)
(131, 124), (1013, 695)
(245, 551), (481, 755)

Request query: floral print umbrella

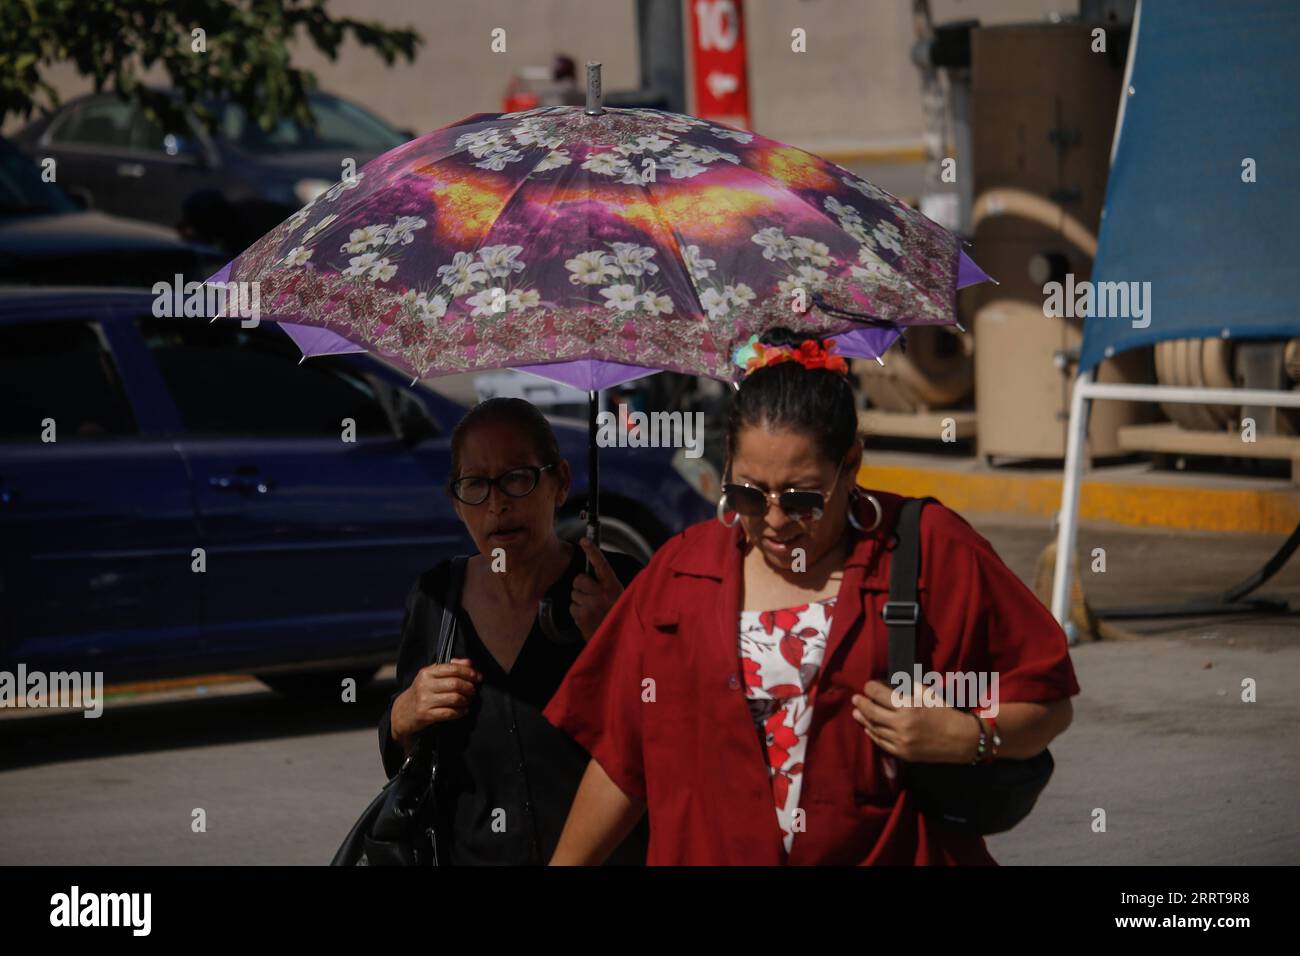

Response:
(212, 104), (988, 388)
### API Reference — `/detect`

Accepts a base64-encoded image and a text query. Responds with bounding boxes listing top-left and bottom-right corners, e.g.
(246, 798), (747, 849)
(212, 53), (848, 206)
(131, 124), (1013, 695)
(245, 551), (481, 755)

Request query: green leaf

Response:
(0, 0), (423, 128)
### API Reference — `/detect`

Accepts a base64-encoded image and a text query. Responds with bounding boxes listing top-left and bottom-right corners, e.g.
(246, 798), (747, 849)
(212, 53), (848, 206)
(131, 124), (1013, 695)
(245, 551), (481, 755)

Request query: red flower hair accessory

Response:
(738, 335), (849, 376)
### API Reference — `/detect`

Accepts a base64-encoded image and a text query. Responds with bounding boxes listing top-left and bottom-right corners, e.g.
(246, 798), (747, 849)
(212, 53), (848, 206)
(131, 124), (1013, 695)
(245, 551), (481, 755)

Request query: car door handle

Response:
(116, 163), (146, 178)
(208, 474), (273, 495)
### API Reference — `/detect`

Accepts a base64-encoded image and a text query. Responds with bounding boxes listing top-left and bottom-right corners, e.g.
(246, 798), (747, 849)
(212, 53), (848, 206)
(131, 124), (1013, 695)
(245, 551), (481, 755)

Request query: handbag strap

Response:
(433, 555), (468, 666)
(411, 555), (467, 762)
(883, 497), (939, 695)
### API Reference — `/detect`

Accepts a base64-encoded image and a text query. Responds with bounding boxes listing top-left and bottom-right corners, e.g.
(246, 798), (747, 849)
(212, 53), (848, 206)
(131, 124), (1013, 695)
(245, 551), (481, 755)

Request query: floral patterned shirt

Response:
(738, 597), (836, 856)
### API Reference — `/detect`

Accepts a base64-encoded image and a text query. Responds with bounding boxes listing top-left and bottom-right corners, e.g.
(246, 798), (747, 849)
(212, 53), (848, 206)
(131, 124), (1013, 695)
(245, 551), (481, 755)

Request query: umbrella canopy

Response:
(211, 104), (988, 388)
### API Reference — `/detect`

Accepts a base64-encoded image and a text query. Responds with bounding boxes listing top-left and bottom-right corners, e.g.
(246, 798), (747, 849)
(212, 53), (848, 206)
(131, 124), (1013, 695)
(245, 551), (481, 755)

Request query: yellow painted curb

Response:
(103, 674), (253, 698)
(818, 145), (927, 165)
(858, 463), (1300, 534)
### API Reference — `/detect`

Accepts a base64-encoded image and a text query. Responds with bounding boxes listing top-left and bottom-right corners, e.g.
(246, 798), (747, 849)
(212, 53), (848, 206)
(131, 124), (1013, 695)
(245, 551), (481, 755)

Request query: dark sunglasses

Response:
(451, 463), (556, 505)
(723, 467), (844, 521)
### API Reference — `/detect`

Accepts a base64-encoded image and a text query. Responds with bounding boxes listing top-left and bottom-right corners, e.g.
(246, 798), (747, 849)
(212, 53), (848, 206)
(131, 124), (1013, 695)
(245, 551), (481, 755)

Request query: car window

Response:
(0, 320), (137, 441)
(0, 141), (78, 216)
(136, 318), (397, 438)
(216, 94), (406, 154)
(128, 108), (167, 153)
(128, 106), (201, 156)
(48, 98), (135, 149)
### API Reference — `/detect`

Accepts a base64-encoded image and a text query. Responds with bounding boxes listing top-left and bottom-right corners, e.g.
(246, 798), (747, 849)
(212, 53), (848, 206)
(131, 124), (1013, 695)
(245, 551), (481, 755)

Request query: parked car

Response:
(0, 136), (220, 285)
(0, 288), (716, 697)
(13, 90), (411, 254)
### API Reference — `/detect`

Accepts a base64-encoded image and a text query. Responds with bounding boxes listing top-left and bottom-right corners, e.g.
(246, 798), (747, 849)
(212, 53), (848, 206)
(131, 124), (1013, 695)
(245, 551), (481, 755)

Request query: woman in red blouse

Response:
(544, 328), (1078, 865)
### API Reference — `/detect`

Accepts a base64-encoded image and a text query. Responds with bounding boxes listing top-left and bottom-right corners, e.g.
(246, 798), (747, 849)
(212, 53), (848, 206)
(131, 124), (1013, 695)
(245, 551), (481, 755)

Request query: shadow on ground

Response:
(0, 678), (399, 772)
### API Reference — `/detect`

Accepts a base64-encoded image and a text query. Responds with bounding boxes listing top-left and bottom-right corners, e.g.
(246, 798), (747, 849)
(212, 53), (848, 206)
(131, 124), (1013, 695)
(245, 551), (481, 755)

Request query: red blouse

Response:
(543, 489), (1081, 865)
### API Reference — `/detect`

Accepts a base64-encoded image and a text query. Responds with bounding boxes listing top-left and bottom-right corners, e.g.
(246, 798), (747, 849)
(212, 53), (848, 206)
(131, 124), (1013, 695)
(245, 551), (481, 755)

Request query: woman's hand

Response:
(570, 538), (624, 641)
(850, 679), (979, 764)
(390, 657), (483, 749)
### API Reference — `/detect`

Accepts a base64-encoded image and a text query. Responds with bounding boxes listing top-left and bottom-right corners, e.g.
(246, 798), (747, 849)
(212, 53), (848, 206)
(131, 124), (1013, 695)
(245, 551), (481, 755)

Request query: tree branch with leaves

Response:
(0, 0), (421, 132)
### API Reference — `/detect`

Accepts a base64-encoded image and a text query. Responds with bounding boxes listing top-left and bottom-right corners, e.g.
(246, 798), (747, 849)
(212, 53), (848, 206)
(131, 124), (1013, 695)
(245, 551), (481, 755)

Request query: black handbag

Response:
(330, 556), (467, 866)
(883, 497), (1054, 835)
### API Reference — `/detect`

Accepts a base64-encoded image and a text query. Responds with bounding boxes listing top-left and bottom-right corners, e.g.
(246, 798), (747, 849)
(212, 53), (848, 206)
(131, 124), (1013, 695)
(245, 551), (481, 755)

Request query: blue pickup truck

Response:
(0, 288), (716, 696)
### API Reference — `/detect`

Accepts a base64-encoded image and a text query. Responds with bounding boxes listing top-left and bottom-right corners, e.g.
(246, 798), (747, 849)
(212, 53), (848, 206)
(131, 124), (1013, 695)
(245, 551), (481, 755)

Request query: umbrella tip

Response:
(875, 355), (886, 367)
(585, 62), (604, 116)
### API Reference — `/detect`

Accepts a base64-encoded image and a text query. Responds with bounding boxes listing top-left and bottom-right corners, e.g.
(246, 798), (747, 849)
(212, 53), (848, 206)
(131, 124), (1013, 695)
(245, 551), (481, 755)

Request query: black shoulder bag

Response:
(330, 555), (468, 866)
(884, 497), (1054, 835)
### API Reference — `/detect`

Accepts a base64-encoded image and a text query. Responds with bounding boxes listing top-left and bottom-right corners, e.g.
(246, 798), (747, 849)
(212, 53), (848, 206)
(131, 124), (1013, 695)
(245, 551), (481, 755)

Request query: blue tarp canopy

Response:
(1079, 0), (1300, 373)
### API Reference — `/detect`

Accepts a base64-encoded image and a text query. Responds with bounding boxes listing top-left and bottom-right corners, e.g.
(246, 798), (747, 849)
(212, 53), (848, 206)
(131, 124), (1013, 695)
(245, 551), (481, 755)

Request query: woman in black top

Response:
(378, 397), (648, 865)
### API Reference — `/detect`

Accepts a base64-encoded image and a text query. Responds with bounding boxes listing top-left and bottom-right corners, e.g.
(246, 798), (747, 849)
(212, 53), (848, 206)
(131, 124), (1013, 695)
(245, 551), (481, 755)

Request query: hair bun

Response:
(760, 326), (824, 350)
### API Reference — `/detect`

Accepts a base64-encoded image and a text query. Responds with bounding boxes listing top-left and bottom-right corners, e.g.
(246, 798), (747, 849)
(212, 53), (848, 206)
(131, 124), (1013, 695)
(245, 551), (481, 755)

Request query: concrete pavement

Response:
(1, 516), (1297, 865)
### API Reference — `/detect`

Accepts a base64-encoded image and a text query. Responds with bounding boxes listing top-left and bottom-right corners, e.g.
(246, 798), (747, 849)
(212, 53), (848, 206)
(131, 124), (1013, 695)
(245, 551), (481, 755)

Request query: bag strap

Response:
(433, 555), (468, 666)
(884, 497), (938, 694)
(410, 555), (467, 764)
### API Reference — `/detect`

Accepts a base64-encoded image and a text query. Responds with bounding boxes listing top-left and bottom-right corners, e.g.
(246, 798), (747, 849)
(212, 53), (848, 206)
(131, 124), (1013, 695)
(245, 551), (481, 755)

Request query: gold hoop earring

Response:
(847, 490), (883, 532)
(716, 494), (739, 528)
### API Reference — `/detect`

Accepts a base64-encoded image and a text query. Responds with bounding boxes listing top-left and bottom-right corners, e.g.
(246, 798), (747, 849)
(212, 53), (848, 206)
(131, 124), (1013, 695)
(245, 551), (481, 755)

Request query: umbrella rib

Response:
(304, 117), (528, 248)
(730, 147), (954, 319)
(628, 171), (714, 344)
(346, 141), (559, 362)
(455, 153), (553, 286)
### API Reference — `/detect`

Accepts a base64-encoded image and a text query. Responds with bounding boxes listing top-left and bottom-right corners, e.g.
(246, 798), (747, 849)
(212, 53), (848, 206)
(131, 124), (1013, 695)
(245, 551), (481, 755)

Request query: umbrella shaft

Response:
(587, 389), (600, 574)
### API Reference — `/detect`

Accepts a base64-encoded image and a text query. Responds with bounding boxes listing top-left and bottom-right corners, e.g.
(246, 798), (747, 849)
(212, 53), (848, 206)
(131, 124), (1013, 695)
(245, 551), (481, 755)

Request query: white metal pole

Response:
(1052, 368), (1093, 638)
(1057, 381), (1300, 407)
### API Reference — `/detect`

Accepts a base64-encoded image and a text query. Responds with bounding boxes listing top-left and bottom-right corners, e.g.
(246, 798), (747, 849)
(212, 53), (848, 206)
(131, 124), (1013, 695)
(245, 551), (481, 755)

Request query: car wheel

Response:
(257, 668), (377, 701)
(556, 513), (656, 566)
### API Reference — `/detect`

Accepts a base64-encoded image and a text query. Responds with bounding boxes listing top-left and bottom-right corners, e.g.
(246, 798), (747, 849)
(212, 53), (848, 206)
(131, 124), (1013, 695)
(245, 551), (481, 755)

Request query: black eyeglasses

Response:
(723, 467), (844, 521)
(451, 463), (557, 505)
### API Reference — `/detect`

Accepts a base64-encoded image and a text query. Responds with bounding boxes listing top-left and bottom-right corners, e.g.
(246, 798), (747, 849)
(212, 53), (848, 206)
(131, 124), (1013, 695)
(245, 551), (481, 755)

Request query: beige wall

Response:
(7, 0), (1075, 152)
(287, 0), (642, 132)
(745, 0), (1072, 154)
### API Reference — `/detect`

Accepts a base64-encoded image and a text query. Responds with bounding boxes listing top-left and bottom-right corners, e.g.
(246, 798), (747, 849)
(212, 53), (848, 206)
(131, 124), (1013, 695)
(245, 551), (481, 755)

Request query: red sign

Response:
(687, 0), (751, 129)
